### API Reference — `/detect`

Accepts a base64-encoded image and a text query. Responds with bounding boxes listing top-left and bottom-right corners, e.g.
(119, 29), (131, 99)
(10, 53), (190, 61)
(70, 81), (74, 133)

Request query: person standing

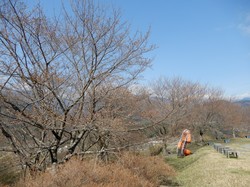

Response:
(177, 129), (192, 157)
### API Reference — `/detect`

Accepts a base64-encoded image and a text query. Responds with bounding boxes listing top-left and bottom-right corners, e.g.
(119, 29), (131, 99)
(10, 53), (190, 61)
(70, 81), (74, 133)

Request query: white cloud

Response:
(231, 92), (250, 100)
(129, 84), (154, 95)
(238, 24), (250, 35)
(238, 13), (250, 35)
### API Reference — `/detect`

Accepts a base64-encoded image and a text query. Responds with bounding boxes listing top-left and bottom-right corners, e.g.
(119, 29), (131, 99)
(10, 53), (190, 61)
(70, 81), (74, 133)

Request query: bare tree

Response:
(0, 0), (155, 171)
(218, 101), (245, 138)
(190, 88), (226, 140)
(151, 77), (206, 136)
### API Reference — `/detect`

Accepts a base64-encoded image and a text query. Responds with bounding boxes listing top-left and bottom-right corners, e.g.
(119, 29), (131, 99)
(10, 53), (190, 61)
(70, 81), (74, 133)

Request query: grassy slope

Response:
(166, 138), (250, 187)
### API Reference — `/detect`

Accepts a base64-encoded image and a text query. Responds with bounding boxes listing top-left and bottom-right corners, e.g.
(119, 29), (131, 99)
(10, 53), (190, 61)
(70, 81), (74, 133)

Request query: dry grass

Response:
(0, 153), (21, 186)
(14, 152), (176, 187)
(166, 138), (250, 187)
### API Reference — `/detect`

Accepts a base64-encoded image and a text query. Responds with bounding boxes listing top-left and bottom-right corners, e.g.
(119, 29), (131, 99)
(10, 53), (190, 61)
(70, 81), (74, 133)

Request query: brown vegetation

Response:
(0, 0), (250, 185)
(15, 152), (176, 187)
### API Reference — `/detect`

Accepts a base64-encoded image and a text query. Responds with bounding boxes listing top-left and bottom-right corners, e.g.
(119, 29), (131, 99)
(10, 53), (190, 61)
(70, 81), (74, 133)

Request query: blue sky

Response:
(32, 0), (250, 98)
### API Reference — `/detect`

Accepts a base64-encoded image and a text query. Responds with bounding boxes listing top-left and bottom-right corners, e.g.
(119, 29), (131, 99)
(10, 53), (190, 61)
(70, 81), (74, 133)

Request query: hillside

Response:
(234, 97), (250, 107)
(166, 138), (250, 187)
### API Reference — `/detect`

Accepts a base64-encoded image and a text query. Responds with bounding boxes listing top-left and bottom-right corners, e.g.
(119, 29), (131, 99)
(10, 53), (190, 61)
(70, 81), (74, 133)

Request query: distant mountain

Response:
(234, 97), (250, 107)
(242, 97), (250, 101)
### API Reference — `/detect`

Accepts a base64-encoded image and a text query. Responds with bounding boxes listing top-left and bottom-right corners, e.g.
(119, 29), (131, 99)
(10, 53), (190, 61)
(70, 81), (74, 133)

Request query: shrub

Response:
(14, 152), (176, 187)
(148, 145), (163, 156)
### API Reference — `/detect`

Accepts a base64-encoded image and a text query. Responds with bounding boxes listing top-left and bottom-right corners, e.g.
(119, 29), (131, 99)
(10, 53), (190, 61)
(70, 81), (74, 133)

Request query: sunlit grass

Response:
(165, 138), (250, 187)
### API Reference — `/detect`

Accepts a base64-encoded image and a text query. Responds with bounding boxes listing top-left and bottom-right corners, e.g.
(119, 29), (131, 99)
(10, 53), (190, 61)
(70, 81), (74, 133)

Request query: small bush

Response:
(119, 152), (176, 185)
(148, 145), (163, 156)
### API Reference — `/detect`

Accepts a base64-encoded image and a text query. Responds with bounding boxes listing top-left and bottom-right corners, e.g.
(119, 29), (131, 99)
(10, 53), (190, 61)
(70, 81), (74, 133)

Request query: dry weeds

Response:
(14, 152), (176, 187)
